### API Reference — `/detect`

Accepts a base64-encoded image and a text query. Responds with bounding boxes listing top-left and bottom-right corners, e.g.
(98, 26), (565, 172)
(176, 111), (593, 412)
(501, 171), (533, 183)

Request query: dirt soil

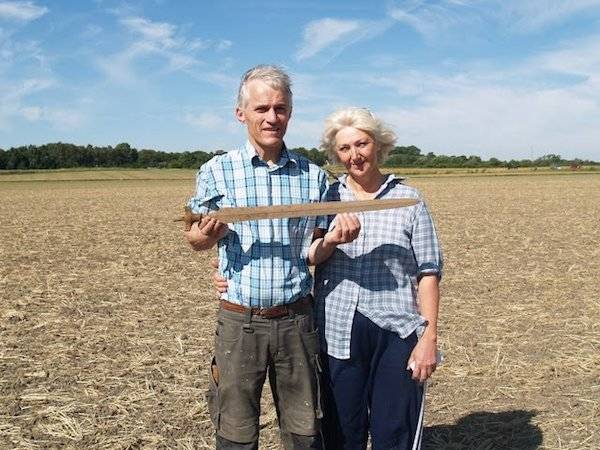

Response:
(1, 172), (598, 449)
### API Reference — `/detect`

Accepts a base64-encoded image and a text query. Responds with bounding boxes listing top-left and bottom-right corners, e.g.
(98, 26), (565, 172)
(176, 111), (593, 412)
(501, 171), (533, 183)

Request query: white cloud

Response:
(0, 1), (47, 22)
(45, 108), (84, 129)
(183, 112), (223, 129)
(185, 69), (238, 90)
(12, 77), (54, 97)
(533, 34), (600, 75)
(18, 105), (83, 128)
(387, 1), (479, 39)
(381, 82), (600, 160)
(82, 23), (102, 39)
(0, 78), (54, 112)
(387, 0), (600, 38)
(359, 34), (600, 160)
(296, 18), (364, 60)
(166, 52), (196, 71)
(216, 39), (232, 52)
(181, 112), (245, 141)
(99, 15), (234, 84)
(188, 38), (210, 51)
(183, 112), (238, 134)
(306, 27), (599, 161)
(121, 16), (178, 49)
(0, 77), (56, 128)
(293, 72), (347, 105)
(119, 16), (224, 57)
(20, 104), (40, 120)
(500, 0), (600, 31)
(95, 46), (139, 84)
(286, 117), (325, 149)
(1, 34), (45, 70)
(387, 7), (427, 35)
(97, 17), (189, 83)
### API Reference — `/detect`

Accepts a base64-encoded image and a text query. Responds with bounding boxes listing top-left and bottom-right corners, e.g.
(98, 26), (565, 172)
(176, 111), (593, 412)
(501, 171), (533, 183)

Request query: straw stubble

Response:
(0, 172), (598, 449)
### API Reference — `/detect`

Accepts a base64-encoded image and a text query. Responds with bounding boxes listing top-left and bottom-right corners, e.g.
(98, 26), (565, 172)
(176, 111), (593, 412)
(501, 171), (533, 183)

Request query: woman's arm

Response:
(408, 274), (440, 383)
(307, 213), (361, 265)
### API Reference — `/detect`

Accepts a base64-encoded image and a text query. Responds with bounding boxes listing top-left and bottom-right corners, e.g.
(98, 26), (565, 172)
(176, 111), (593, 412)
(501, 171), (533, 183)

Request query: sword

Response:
(175, 198), (418, 231)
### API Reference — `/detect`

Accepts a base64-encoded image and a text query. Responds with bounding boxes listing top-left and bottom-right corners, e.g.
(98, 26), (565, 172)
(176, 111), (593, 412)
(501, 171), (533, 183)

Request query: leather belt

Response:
(219, 296), (313, 319)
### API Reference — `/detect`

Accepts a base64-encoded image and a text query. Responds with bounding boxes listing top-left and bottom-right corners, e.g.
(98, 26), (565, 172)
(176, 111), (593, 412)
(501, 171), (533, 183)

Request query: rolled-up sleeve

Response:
(186, 161), (223, 215)
(411, 200), (443, 279)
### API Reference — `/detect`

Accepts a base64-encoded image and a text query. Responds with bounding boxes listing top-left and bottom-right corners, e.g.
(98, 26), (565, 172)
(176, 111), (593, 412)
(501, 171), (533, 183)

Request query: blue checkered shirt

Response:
(187, 142), (329, 308)
(314, 174), (443, 359)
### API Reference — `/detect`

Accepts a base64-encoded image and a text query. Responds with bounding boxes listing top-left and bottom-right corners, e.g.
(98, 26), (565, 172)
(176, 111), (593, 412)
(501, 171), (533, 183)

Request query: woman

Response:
(308, 107), (443, 450)
(213, 107), (443, 450)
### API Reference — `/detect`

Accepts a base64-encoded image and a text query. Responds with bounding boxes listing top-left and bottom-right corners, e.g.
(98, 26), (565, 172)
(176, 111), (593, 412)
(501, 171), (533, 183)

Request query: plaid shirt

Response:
(314, 174), (443, 359)
(187, 142), (328, 308)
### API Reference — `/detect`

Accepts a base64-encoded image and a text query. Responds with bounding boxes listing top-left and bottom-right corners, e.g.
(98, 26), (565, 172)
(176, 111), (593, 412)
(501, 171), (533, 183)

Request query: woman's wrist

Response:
(322, 232), (339, 249)
(421, 326), (438, 343)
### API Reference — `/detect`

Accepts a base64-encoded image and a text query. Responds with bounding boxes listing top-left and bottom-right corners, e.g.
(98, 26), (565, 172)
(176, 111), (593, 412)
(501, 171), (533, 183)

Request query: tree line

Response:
(0, 142), (596, 170)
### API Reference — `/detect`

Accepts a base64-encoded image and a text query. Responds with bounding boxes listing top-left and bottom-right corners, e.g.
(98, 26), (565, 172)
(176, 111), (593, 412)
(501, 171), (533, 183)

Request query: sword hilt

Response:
(174, 206), (204, 231)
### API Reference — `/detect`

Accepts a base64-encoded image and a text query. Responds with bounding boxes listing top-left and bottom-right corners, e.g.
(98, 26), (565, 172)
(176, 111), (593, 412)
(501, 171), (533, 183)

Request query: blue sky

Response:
(1, 0), (599, 160)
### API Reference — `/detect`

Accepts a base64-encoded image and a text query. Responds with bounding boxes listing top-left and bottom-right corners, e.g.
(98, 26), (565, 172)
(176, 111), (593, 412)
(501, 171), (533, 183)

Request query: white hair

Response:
(236, 64), (293, 109)
(320, 107), (397, 163)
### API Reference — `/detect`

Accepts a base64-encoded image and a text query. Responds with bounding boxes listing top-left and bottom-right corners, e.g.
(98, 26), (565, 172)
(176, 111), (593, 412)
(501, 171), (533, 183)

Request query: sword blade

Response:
(210, 198), (418, 223)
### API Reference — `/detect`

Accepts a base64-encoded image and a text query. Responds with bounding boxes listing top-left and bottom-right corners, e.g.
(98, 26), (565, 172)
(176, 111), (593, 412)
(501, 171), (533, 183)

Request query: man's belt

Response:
(220, 296), (313, 319)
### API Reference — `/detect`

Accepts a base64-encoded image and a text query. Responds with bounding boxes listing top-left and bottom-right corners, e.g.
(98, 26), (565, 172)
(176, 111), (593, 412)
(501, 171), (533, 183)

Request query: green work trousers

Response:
(207, 305), (323, 448)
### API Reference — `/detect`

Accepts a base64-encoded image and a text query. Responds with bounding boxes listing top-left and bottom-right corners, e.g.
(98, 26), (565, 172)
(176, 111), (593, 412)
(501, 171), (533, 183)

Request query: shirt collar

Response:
(244, 140), (297, 169)
(337, 173), (405, 197)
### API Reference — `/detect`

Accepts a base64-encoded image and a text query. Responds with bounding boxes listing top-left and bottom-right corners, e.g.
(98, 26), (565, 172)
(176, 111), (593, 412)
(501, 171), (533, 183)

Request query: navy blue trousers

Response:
(322, 312), (422, 450)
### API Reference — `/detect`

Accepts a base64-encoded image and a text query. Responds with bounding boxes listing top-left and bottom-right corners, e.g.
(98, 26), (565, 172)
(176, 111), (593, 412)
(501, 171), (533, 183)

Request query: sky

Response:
(1, 0), (600, 161)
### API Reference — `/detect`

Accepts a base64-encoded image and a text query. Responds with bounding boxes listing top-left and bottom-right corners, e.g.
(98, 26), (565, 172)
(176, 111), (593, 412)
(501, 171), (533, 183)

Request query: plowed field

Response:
(1, 170), (598, 449)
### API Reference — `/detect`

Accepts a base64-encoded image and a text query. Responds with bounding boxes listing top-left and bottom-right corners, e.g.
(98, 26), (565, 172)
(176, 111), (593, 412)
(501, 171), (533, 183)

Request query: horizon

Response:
(1, 1), (600, 161)
(3, 141), (598, 166)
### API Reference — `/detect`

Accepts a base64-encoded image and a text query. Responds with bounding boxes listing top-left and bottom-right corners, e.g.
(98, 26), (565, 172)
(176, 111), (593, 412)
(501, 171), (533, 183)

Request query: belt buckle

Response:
(253, 307), (271, 318)
(266, 308), (281, 319)
(258, 306), (286, 319)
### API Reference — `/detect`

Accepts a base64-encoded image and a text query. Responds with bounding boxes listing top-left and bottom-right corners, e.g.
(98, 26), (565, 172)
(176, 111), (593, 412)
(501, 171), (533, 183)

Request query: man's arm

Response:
(185, 156), (229, 251)
(307, 213), (361, 265)
(184, 216), (229, 251)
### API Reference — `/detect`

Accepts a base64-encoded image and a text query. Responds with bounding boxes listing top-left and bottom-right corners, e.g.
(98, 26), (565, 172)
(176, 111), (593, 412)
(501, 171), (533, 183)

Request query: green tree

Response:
(113, 143), (138, 166)
(535, 154), (563, 166)
(290, 147), (327, 166)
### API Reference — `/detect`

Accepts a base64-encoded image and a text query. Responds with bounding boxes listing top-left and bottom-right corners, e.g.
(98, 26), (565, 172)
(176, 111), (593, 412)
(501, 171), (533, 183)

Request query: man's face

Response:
(236, 79), (292, 155)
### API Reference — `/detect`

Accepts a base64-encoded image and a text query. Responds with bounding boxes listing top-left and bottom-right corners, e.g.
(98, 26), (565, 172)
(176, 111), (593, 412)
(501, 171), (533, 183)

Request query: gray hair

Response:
(236, 64), (293, 109)
(320, 107), (397, 163)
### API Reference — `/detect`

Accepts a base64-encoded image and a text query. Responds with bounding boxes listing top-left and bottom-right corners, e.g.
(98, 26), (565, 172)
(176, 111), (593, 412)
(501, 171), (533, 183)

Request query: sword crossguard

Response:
(174, 206), (204, 231)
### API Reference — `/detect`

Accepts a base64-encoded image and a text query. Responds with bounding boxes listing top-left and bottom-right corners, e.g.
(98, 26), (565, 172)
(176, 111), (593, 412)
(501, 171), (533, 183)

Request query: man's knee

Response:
(273, 314), (323, 436)
(215, 433), (258, 450)
(281, 431), (322, 450)
(206, 353), (262, 443)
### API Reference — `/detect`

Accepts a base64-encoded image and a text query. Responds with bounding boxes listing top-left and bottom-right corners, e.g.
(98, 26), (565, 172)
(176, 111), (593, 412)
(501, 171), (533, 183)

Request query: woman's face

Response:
(334, 126), (379, 179)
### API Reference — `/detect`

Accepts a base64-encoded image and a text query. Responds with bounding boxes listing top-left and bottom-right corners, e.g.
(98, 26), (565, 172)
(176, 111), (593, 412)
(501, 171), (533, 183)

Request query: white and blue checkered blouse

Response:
(187, 142), (329, 308)
(314, 174), (443, 359)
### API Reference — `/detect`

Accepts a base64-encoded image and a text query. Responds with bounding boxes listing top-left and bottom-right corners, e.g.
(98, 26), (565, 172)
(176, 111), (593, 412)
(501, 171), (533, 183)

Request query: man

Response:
(185, 65), (357, 450)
